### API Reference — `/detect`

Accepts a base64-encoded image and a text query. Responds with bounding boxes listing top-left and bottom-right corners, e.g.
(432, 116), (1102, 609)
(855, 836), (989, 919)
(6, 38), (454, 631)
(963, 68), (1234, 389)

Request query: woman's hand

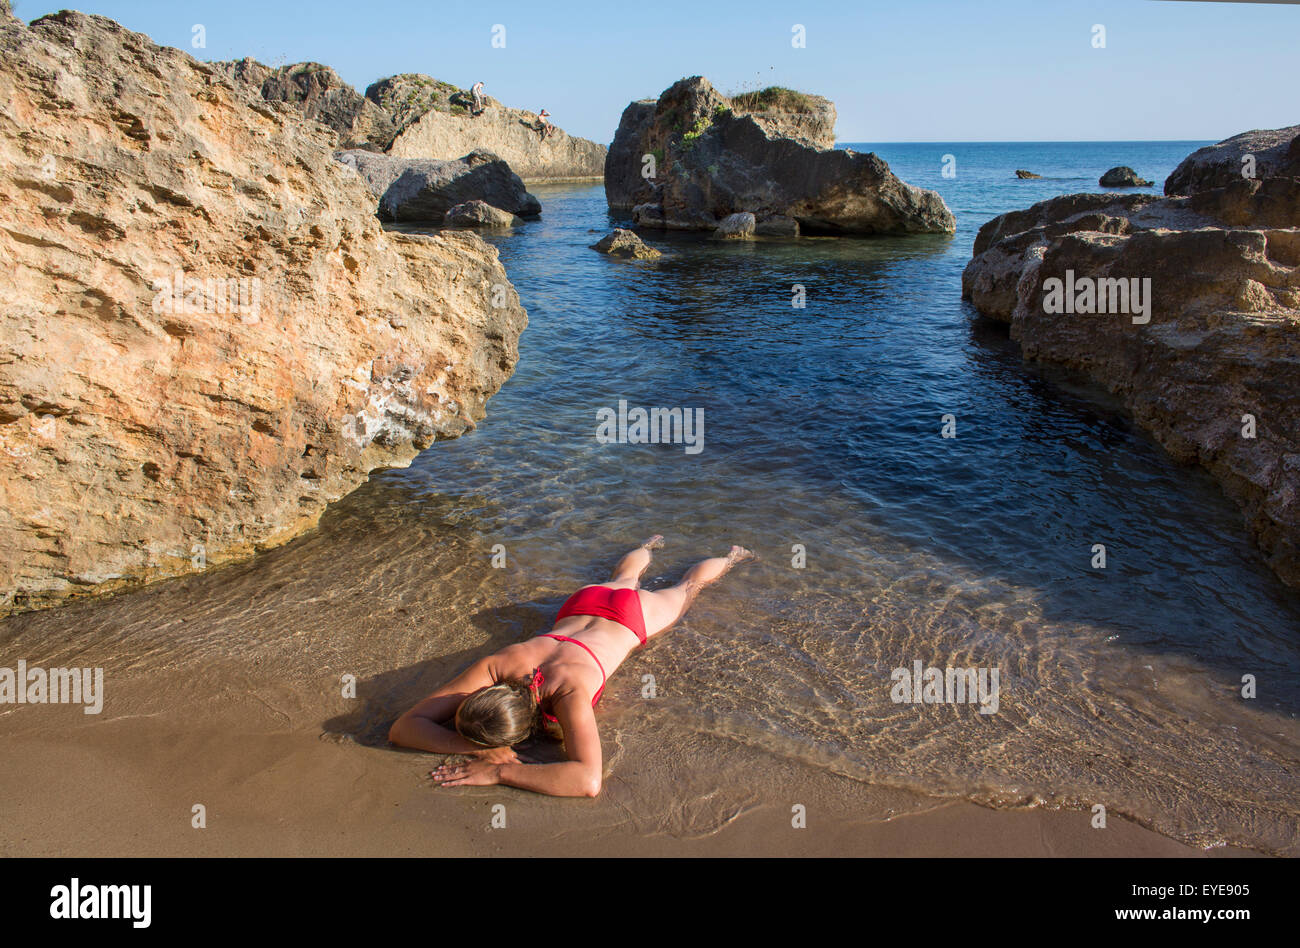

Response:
(432, 758), (506, 787)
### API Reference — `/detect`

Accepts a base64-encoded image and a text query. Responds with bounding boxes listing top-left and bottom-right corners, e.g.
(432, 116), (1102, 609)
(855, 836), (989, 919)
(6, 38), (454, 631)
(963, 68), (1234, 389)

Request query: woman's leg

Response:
(607, 535), (664, 586)
(638, 545), (754, 639)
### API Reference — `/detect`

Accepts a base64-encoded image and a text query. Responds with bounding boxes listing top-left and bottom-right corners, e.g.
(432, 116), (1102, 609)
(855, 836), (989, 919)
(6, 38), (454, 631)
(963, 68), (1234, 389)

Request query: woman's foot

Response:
(726, 545), (756, 567)
(642, 534), (665, 551)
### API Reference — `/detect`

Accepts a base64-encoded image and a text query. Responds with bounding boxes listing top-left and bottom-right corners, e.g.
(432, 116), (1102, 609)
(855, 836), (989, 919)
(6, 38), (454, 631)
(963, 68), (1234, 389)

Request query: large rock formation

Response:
(0, 11), (527, 614)
(605, 77), (954, 235)
(383, 78), (607, 180)
(962, 129), (1300, 587)
(1165, 125), (1300, 196)
(214, 58), (397, 151)
(214, 63), (607, 181)
(336, 149), (541, 223)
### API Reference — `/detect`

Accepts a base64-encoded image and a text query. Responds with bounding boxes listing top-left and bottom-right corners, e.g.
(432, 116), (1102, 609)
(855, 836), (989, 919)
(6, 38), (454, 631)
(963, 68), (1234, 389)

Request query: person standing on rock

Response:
(388, 538), (755, 796)
(470, 81), (485, 116)
(538, 108), (554, 140)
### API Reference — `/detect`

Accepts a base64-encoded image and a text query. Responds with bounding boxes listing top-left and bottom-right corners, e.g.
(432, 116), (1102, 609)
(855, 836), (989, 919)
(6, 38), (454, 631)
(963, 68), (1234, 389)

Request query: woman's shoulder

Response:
(488, 637), (548, 681)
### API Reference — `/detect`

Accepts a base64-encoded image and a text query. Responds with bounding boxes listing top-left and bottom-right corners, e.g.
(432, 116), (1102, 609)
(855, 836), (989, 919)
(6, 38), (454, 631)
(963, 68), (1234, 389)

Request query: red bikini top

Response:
(528, 633), (607, 725)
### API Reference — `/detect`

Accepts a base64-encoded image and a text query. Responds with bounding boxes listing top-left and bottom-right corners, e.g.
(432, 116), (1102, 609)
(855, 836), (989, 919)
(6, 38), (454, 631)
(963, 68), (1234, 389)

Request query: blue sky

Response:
(12, 0), (1297, 143)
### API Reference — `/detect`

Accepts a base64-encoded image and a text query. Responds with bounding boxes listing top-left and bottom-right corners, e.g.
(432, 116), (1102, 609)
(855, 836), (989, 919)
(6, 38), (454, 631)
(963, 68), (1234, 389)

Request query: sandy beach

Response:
(0, 666), (1256, 858)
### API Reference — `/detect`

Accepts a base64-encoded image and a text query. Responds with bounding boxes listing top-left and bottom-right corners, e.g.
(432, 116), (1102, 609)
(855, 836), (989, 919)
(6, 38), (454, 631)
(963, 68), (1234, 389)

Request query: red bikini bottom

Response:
(555, 585), (647, 645)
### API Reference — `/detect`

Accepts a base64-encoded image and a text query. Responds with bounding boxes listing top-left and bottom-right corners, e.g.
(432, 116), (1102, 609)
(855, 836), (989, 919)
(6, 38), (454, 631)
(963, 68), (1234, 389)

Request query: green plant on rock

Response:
(680, 115), (712, 150)
(728, 86), (815, 113)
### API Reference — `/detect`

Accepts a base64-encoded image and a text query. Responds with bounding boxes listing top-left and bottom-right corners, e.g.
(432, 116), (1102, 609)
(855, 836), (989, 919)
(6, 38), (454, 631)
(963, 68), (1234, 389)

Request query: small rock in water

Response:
(1099, 165), (1153, 187)
(1015, 169), (1043, 179)
(590, 228), (661, 259)
(711, 212), (756, 240)
(445, 199), (523, 228)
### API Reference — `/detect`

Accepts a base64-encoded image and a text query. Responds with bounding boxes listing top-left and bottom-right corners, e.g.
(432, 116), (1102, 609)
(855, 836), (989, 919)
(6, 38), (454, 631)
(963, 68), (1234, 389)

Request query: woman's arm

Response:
(432, 691), (603, 797)
(387, 656), (500, 755)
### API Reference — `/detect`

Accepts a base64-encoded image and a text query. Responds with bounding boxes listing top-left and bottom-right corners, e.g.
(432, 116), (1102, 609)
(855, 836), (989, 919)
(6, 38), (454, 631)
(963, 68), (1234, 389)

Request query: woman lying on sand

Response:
(388, 537), (753, 797)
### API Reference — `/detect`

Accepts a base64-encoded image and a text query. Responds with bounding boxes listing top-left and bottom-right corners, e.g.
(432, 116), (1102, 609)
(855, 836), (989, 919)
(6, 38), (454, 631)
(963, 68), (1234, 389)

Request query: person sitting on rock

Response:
(387, 537), (754, 796)
(470, 81), (485, 116)
(537, 108), (554, 140)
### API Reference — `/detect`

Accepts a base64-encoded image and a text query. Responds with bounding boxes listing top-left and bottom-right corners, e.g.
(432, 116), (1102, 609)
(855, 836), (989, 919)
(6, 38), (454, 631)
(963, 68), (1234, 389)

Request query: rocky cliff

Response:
(962, 128), (1300, 587)
(216, 62), (606, 180)
(605, 77), (954, 235)
(1165, 125), (1300, 196)
(213, 58), (397, 151)
(382, 76), (607, 180)
(0, 10), (527, 614)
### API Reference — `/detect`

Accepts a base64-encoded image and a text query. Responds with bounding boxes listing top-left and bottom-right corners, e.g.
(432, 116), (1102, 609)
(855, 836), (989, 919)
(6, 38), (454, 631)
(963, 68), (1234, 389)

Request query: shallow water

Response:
(3, 142), (1299, 853)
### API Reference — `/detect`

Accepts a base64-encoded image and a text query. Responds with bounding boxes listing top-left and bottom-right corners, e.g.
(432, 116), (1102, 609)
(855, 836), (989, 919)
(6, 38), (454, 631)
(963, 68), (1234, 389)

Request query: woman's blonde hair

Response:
(455, 677), (540, 747)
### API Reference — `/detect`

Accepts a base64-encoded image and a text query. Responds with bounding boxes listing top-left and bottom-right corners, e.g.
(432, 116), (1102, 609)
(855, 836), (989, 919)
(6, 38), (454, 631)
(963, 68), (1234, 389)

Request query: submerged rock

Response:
(591, 229), (661, 259)
(336, 149), (541, 223)
(0, 11), (527, 613)
(1015, 170), (1043, 179)
(605, 77), (954, 236)
(1100, 166), (1153, 187)
(446, 200), (523, 228)
(962, 128), (1300, 587)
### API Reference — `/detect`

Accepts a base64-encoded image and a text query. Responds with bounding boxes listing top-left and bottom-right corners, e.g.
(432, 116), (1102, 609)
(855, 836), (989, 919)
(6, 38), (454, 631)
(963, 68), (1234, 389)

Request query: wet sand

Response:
(0, 707), (1253, 858)
(0, 640), (1257, 858)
